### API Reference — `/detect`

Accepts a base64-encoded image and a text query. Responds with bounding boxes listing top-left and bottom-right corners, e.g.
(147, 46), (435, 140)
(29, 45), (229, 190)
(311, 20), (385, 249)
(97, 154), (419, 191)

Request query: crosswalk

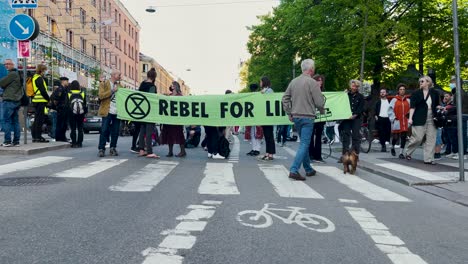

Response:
(0, 155), (412, 203)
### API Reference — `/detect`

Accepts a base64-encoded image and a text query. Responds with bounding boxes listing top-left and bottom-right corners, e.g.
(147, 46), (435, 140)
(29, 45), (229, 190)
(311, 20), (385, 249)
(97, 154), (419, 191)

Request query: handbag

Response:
(392, 119), (401, 131)
(20, 91), (29, 106)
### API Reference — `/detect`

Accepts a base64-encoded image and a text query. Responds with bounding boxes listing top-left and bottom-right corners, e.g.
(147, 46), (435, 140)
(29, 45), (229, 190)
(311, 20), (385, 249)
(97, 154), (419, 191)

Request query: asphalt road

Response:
(0, 133), (467, 264)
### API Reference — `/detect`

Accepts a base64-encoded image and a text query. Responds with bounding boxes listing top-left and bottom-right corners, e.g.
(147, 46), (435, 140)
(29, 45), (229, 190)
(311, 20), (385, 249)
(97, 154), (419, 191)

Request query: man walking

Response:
(375, 88), (391, 152)
(0, 59), (22, 146)
(97, 70), (121, 157)
(282, 59), (325, 181)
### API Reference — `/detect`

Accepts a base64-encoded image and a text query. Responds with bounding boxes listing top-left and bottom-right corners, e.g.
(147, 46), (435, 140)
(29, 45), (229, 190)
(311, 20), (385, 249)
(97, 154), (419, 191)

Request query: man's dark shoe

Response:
(306, 169), (317, 177)
(391, 148), (396, 156)
(110, 148), (119, 156)
(98, 149), (105, 157)
(252, 151), (260, 156)
(246, 150), (254, 156)
(289, 172), (306, 181)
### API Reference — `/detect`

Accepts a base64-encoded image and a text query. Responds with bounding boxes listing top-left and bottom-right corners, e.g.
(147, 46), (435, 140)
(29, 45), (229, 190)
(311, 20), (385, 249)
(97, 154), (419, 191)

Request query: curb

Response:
(414, 185), (468, 207)
(0, 143), (70, 155)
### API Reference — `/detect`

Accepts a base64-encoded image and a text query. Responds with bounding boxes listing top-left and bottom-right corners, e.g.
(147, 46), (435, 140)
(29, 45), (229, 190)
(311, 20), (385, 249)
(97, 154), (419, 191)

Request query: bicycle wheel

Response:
(237, 210), (272, 228)
(294, 213), (336, 233)
(321, 142), (332, 160)
(359, 126), (371, 153)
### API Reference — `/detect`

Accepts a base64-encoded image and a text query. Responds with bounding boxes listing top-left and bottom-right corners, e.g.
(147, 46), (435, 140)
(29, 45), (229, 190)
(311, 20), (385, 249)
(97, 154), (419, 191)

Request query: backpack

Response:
(26, 77), (35, 97)
(218, 137), (231, 158)
(69, 91), (86, 115)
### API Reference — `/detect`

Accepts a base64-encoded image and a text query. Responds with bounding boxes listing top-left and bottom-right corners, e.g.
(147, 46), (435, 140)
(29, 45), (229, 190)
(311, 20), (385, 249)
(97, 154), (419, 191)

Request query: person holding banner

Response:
(161, 81), (186, 158)
(282, 59), (325, 181)
(309, 74), (326, 163)
(260, 77), (276, 161)
(245, 83), (263, 156)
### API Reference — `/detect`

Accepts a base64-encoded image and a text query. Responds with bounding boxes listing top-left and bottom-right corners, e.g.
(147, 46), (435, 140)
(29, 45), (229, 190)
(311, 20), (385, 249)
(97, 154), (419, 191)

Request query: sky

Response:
(119, 0), (279, 95)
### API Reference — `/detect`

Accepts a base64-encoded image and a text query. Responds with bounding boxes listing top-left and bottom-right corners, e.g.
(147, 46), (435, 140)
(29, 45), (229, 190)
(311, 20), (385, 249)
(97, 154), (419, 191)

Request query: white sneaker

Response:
(212, 153), (225, 159)
(446, 153), (455, 159)
(464, 154), (468, 160)
(452, 154), (459, 160)
(208, 153), (213, 158)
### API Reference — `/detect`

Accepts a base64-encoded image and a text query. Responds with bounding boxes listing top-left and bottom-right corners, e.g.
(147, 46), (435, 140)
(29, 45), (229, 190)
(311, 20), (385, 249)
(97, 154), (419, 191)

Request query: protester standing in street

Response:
(0, 59), (22, 146)
(137, 68), (160, 159)
(97, 70), (121, 157)
(282, 59), (325, 181)
(259, 77), (276, 161)
(31, 64), (50, 143)
(309, 74), (326, 162)
(405, 75), (440, 164)
(245, 83), (262, 156)
(388, 84), (410, 158)
(161, 81), (186, 157)
(375, 88), (391, 152)
(54, 77), (70, 142)
(68, 80), (87, 148)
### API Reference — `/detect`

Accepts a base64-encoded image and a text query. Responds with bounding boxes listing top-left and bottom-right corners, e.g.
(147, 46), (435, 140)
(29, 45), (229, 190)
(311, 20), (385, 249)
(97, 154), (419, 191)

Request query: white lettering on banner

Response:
(237, 203), (335, 233)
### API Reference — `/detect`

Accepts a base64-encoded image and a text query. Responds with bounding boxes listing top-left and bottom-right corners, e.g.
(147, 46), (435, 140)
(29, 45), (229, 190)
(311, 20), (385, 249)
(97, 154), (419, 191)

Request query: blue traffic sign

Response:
(11, 0), (38, 9)
(9, 14), (36, 41)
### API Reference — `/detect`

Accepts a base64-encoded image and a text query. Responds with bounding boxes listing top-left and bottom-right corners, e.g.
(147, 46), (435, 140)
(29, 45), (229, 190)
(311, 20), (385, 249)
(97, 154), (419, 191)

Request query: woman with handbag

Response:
(404, 76), (440, 164)
(388, 83), (410, 159)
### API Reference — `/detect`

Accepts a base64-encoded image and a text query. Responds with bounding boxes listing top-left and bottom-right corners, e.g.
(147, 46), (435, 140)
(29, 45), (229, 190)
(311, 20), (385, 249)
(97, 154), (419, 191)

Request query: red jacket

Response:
(389, 95), (410, 133)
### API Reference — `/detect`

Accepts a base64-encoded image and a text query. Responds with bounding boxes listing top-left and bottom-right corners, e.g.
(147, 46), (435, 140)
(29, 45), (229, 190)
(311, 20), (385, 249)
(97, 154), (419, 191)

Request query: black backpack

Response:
(218, 137), (231, 158)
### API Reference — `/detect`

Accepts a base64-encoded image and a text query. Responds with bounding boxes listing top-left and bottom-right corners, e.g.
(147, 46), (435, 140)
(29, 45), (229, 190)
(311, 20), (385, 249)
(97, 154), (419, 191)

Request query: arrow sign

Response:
(15, 20), (30, 35)
(9, 14), (35, 40)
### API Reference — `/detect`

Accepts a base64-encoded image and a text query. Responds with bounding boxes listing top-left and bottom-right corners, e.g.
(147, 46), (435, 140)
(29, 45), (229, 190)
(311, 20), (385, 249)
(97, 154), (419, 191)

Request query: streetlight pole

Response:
(451, 0), (464, 181)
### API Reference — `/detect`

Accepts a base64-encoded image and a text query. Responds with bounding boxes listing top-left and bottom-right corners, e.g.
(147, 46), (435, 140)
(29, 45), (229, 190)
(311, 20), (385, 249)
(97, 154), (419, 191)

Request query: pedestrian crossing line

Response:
(53, 159), (127, 178)
(108, 161), (178, 192)
(314, 166), (411, 202)
(258, 164), (324, 199)
(339, 199), (359, 204)
(345, 207), (428, 264)
(198, 163), (240, 195)
(0, 156), (72, 176)
(228, 135), (240, 163)
(375, 163), (458, 182)
(282, 146), (297, 157)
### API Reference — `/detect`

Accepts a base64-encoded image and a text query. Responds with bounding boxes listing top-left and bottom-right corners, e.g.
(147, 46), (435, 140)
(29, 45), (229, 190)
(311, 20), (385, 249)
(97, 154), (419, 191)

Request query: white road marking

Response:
(346, 207), (428, 264)
(315, 166), (411, 202)
(375, 163), (458, 181)
(198, 163), (239, 195)
(339, 199), (359, 204)
(228, 135), (240, 163)
(258, 164), (324, 199)
(0, 156), (72, 176)
(108, 161), (178, 192)
(283, 146), (297, 157)
(53, 159), (127, 178)
(142, 201), (222, 264)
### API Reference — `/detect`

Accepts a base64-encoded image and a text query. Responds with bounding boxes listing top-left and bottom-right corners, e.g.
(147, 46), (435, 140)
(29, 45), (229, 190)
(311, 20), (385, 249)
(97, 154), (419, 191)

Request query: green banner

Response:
(116, 89), (351, 126)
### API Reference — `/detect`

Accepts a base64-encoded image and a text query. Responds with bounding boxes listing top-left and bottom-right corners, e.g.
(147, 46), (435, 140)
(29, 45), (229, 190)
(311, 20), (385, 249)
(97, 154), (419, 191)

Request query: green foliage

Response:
(244, 0), (468, 94)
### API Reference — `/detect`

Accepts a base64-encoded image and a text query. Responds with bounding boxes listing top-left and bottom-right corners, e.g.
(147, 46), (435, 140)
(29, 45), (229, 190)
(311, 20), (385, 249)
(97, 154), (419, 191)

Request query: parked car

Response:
(83, 115), (102, 134)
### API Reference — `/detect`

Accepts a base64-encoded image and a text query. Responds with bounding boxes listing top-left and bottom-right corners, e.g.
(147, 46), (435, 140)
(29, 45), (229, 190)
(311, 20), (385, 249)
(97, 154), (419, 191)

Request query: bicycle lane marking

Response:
(258, 164), (324, 199)
(314, 166), (411, 202)
(345, 206), (428, 264)
(141, 200), (222, 264)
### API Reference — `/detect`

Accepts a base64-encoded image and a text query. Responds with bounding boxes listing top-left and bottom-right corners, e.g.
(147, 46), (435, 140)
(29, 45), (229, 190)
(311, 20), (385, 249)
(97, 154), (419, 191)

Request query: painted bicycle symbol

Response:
(237, 203), (335, 233)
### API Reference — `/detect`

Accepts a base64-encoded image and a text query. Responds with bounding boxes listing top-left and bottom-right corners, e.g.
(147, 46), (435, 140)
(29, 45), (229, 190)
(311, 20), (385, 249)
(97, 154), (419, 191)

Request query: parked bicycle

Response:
(237, 203), (335, 233)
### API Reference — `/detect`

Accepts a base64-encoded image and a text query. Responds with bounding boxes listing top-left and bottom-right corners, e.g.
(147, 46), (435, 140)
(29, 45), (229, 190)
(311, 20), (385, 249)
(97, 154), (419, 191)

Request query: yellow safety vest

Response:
(32, 74), (48, 103)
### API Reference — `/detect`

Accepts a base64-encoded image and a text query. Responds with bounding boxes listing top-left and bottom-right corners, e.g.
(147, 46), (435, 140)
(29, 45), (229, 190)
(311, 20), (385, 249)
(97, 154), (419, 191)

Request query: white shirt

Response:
(109, 82), (118, 115)
(379, 99), (390, 118)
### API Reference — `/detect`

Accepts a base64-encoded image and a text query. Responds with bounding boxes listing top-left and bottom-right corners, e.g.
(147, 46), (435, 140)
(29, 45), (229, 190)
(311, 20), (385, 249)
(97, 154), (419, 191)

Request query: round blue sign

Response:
(9, 14), (36, 41)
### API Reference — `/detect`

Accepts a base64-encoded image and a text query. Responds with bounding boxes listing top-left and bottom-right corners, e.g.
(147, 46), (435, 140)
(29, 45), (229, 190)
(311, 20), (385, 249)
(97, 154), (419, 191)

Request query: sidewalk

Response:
(328, 142), (468, 207)
(0, 132), (70, 155)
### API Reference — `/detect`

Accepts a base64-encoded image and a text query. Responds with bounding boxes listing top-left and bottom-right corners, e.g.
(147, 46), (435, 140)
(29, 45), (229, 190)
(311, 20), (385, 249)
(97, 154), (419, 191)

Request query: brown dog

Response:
(342, 151), (358, 175)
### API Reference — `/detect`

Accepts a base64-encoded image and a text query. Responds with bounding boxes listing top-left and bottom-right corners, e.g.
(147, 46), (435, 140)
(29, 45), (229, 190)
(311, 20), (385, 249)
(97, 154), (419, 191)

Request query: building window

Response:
(92, 44), (97, 58)
(118, 59), (121, 71)
(114, 9), (118, 23)
(66, 29), (73, 47)
(135, 32), (138, 42)
(107, 26), (111, 41)
(91, 0), (96, 7)
(124, 20), (127, 32)
(103, 0), (106, 12)
(119, 14), (121, 26)
(80, 37), (87, 54)
(80, 8), (87, 27)
(143, 64), (148, 73)
(124, 62), (127, 76)
(91, 17), (97, 33)
(66, 0), (72, 13)
(124, 40), (127, 54)
(114, 32), (117, 46)
(128, 44), (130, 58)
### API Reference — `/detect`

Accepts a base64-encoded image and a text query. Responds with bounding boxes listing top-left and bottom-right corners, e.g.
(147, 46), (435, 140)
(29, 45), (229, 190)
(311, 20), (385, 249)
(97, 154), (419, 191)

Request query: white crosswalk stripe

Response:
(198, 163), (239, 195)
(228, 135), (240, 163)
(314, 166), (411, 202)
(0, 156), (72, 176)
(258, 164), (324, 199)
(109, 161), (178, 192)
(375, 163), (458, 182)
(53, 159), (127, 178)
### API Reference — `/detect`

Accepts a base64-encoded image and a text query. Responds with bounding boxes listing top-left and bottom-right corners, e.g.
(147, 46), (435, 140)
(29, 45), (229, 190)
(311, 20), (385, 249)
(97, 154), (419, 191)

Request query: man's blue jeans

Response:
(98, 114), (120, 150)
(290, 118), (314, 174)
(3, 101), (21, 143)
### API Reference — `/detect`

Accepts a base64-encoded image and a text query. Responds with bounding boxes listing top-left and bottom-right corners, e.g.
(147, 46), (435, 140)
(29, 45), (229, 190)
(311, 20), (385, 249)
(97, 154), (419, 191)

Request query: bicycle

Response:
(359, 122), (371, 153)
(237, 203), (335, 233)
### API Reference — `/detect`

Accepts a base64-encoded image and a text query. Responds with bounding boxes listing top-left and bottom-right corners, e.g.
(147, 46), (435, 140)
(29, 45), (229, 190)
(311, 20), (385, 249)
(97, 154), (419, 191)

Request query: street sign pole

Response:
(23, 57), (28, 144)
(452, 0), (464, 182)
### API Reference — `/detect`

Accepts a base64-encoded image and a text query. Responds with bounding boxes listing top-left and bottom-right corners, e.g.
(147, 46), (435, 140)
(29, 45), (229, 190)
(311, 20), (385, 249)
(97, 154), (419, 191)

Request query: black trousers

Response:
(55, 108), (68, 142)
(204, 126), (219, 155)
(131, 122), (141, 149)
(341, 118), (362, 154)
(262, 125), (276, 154)
(309, 122), (325, 160)
(276, 125), (288, 144)
(138, 123), (154, 154)
(69, 113), (84, 145)
(377, 117), (391, 147)
(32, 103), (46, 140)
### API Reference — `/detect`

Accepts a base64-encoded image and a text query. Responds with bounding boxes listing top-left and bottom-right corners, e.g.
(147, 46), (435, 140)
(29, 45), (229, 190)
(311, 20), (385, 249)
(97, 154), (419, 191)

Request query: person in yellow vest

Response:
(31, 64), (50, 143)
(68, 80), (87, 148)
(97, 69), (121, 157)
